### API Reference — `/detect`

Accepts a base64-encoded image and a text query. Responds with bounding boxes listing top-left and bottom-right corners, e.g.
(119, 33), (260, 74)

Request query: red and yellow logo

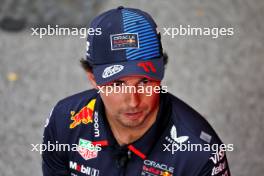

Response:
(69, 99), (96, 129)
(162, 171), (172, 176)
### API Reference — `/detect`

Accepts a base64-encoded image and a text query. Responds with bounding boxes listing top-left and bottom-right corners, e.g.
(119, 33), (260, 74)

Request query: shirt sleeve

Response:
(42, 106), (69, 176)
(198, 150), (231, 176)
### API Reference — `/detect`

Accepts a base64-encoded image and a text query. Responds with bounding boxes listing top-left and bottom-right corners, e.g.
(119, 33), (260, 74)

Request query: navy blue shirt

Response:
(42, 89), (231, 176)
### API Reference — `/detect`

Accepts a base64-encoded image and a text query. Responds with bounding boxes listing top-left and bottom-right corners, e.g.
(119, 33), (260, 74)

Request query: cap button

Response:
(117, 6), (124, 10)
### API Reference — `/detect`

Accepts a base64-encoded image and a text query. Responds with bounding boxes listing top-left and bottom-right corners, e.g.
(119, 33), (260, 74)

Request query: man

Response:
(42, 6), (231, 176)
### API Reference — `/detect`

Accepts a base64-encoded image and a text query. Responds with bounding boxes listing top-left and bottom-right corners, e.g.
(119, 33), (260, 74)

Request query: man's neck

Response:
(106, 106), (159, 146)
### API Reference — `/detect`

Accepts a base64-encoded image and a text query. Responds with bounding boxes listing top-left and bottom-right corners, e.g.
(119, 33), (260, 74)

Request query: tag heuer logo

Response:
(77, 138), (99, 160)
(102, 65), (124, 78)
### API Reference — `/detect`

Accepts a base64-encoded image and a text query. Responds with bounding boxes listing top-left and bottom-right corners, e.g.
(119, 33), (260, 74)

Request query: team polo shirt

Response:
(42, 89), (231, 176)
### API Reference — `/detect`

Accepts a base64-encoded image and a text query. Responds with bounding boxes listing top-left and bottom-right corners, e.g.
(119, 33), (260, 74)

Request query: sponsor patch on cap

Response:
(110, 33), (139, 50)
(102, 65), (124, 78)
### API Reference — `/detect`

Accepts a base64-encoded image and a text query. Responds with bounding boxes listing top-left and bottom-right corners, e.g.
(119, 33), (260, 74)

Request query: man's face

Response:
(96, 76), (161, 129)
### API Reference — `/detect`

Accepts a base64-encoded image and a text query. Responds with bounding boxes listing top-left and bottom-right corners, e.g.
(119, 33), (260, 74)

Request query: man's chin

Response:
(118, 115), (146, 128)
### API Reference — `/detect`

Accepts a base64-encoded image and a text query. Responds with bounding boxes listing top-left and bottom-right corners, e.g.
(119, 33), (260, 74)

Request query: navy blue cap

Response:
(86, 6), (164, 85)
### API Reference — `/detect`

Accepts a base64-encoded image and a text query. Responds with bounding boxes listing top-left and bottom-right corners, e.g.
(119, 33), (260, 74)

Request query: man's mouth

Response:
(124, 111), (143, 120)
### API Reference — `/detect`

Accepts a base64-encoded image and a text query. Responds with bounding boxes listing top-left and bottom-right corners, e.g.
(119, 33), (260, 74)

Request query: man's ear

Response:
(86, 71), (98, 89)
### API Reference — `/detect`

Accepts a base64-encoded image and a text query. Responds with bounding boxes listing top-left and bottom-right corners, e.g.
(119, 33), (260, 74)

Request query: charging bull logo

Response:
(69, 99), (96, 129)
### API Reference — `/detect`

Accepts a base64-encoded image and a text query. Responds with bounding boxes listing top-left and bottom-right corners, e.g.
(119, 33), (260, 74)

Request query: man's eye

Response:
(112, 82), (124, 87)
(139, 78), (150, 85)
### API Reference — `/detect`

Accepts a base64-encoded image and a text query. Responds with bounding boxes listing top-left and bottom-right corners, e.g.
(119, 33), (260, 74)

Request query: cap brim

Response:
(93, 58), (164, 85)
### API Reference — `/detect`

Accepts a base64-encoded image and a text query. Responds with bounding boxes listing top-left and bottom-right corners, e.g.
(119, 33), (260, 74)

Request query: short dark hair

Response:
(80, 52), (168, 73)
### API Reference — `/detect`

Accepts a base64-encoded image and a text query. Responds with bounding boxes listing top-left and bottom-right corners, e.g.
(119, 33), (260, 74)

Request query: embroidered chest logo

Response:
(141, 159), (174, 176)
(165, 125), (189, 147)
(69, 99), (96, 129)
(69, 160), (99, 176)
(77, 138), (101, 160)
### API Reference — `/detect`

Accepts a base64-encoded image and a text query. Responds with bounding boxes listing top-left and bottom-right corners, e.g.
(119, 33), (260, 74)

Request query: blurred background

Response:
(0, 0), (263, 175)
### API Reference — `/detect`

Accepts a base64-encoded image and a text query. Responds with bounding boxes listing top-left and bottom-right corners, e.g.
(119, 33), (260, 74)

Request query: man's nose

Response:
(127, 92), (140, 108)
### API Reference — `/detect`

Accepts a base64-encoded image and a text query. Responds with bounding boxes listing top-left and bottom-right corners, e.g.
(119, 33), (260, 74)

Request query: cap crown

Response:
(86, 7), (162, 65)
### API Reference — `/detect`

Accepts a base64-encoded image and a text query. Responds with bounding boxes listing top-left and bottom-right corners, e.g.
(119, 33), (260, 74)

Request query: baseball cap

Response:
(86, 6), (164, 85)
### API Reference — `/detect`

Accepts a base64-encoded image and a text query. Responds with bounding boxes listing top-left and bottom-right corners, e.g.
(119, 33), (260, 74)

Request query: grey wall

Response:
(0, 0), (263, 175)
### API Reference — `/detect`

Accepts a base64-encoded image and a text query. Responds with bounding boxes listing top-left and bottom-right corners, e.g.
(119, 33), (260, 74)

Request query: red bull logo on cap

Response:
(69, 99), (96, 129)
(110, 33), (139, 50)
